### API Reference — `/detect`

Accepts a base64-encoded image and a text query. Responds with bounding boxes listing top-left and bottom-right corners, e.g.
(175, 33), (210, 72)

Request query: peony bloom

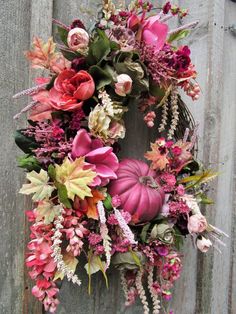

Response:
(188, 214), (208, 234)
(67, 27), (89, 51)
(142, 15), (168, 52)
(49, 69), (95, 111)
(115, 74), (133, 96)
(72, 129), (119, 185)
(196, 236), (212, 253)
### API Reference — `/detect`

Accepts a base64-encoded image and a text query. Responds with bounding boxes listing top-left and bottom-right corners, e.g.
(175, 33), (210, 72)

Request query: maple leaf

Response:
(19, 169), (55, 201)
(54, 252), (78, 281)
(144, 142), (169, 170)
(55, 157), (96, 201)
(82, 190), (105, 220)
(25, 37), (56, 69)
(35, 200), (61, 224)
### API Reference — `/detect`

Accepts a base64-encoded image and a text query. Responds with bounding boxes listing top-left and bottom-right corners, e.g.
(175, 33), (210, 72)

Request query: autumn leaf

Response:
(25, 37), (56, 69)
(55, 157), (96, 201)
(19, 169), (55, 201)
(54, 252), (78, 281)
(35, 200), (61, 224)
(25, 37), (70, 73)
(144, 142), (169, 170)
(85, 190), (105, 220)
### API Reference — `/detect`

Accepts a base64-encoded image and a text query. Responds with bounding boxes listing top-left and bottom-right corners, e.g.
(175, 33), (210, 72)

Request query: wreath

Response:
(13, 1), (227, 313)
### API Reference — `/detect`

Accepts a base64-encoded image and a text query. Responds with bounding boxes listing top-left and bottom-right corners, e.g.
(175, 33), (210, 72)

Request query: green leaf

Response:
(103, 194), (113, 210)
(140, 223), (151, 243)
(55, 182), (72, 208)
(89, 65), (112, 89)
(84, 254), (108, 293)
(174, 227), (184, 250)
(179, 170), (219, 189)
(168, 30), (190, 43)
(15, 130), (38, 154)
(197, 193), (214, 205)
(17, 155), (41, 172)
(35, 200), (61, 224)
(48, 164), (56, 180)
(129, 249), (142, 268)
(87, 30), (111, 65)
(57, 26), (69, 46)
(60, 49), (78, 61)
(19, 169), (55, 201)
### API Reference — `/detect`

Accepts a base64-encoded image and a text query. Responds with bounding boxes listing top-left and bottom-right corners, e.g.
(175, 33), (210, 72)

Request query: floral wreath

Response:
(13, 1), (228, 313)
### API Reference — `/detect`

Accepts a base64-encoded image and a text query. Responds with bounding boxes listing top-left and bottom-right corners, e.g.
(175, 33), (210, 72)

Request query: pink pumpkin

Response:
(108, 159), (165, 224)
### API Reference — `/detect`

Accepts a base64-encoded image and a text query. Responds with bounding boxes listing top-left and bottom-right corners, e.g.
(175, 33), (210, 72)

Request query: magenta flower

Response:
(142, 15), (168, 52)
(72, 129), (119, 185)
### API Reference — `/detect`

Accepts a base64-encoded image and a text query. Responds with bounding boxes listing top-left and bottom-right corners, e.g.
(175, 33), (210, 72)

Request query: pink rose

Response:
(196, 236), (212, 253)
(142, 15), (168, 52)
(115, 74), (132, 96)
(49, 69), (95, 111)
(187, 214), (207, 234)
(67, 27), (89, 51)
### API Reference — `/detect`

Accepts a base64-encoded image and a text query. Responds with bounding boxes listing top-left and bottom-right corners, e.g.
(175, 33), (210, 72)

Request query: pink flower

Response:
(188, 214), (207, 234)
(142, 15), (168, 52)
(115, 74), (133, 96)
(196, 236), (212, 253)
(72, 129), (119, 185)
(176, 184), (185, 196)
(49, 69), (95, 111)
(30, 90), (54, 121)
(67, 27), (89, 51)
(111, 195), (121, 208)
(127, 14), (141, 31)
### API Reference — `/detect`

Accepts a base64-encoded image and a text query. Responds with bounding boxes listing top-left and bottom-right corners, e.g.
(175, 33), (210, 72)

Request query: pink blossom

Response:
(196, 236), (212, 253)
(127, 14), (140, 31)
(188, 214), (207, 234)
(142, 15), (168, 52)
(159, 173), (176, 192)
(67, 27), (89, 51)
(111, 195), (121, 208)
(30, 90), (53, 122)
(88, 233), (102, 246)
(144, 111), (156, 128)
(176, 184), (185, 196)
(115, 74), (133, 97)
(72, 129), (119, 185)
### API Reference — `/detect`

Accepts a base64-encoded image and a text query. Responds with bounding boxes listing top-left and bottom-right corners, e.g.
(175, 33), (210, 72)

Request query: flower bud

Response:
(196, 236), (212, 253)
(115, 74), (132, 97)
(67, 27), (89, 51)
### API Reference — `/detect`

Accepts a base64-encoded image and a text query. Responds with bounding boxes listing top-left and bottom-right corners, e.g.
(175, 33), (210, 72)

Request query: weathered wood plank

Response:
(22, 2), (54, 313)
(0, 1), (31, 313)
